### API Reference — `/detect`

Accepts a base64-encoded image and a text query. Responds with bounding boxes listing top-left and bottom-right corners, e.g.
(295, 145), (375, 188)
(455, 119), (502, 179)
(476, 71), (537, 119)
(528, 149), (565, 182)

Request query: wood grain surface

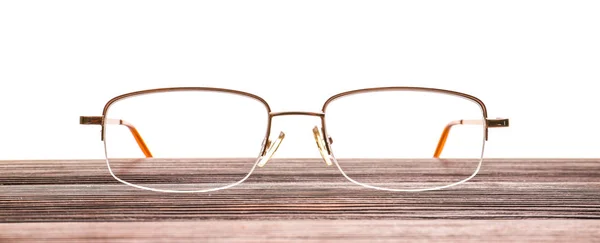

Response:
(0, 158), (599, 242)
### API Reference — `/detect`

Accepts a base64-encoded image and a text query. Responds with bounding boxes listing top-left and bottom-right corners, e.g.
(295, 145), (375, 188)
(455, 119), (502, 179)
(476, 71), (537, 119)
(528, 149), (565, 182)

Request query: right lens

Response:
(103, 89), (270, 192)
(323, 88), (486, 191)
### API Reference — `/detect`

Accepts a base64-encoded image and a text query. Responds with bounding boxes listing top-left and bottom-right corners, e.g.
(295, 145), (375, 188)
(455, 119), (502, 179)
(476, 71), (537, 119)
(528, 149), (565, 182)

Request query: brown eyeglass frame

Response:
(80, 86), (509, 161)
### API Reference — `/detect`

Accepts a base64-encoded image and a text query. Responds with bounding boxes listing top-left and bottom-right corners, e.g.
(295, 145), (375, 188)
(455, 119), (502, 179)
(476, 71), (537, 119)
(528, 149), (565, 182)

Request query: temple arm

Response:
(80, 116), (153, 158)
(433, 118), (509, 158)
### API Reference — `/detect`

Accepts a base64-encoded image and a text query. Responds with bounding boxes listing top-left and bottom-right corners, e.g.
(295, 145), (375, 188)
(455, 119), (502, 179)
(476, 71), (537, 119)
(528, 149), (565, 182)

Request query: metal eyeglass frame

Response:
(81, 86), (509, 193)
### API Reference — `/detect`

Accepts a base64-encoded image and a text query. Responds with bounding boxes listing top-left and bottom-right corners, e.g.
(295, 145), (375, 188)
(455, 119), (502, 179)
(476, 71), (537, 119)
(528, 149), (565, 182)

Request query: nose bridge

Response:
(260, 110), (333, 167)
(269, 110), (331, 151)
(269, 111), (325, 118)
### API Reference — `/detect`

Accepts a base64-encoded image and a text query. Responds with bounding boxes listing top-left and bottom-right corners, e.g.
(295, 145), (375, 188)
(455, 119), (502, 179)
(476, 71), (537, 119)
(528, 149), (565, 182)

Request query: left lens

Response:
(103, 89), (270, 192)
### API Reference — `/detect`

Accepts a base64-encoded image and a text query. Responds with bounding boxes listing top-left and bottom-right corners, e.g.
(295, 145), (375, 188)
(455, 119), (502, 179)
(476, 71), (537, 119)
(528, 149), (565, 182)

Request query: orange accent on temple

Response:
(80, 116), (153, 158)
(433, 120), (463, 158)
(434, 118), (509, 158)
(119, 120), (153, 158)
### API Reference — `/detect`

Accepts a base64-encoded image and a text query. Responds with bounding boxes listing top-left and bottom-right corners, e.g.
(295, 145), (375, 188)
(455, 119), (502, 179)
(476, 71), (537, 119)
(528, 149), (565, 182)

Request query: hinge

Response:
(486, 118), (509, 128)
(80, 116), (103, 125)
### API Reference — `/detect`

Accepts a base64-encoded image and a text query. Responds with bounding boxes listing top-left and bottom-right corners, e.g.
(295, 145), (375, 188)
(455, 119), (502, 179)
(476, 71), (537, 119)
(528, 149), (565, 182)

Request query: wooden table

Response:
(0, 159), (599, 242)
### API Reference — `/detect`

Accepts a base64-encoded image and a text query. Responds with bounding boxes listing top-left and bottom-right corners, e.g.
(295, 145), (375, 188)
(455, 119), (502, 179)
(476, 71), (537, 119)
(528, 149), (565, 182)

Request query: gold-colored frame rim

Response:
(320, 86), (489, 153)
(319, 86), (490, 192)
(100, 87), (274, 153)
(98, 87), (275, 193)
(96, 86), (491, 158)
(321, 86), (488, 118)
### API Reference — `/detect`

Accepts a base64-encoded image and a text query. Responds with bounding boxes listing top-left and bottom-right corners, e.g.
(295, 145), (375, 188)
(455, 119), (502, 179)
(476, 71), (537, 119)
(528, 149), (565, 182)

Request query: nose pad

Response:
(257, 131), (285, 167)
(312, 126), (333, 166)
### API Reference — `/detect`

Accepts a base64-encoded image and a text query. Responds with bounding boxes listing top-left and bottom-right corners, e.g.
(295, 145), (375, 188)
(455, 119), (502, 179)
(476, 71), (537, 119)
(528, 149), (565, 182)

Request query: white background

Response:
(0, 1), (598, 160)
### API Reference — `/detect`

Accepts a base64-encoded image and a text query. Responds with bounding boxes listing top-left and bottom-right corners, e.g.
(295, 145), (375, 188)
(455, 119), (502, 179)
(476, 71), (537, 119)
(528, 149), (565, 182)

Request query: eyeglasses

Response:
(80, 87), (509, 193)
